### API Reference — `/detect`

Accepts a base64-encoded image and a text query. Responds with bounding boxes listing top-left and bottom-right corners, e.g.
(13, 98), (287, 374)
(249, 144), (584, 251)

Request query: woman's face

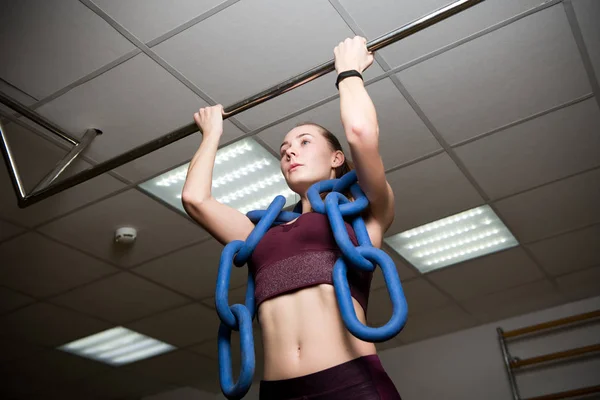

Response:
(279, 125), (343, 195)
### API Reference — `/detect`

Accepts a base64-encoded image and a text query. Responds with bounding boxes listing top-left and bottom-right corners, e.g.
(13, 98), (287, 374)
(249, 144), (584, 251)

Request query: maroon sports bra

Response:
(248, 212), (373, 313)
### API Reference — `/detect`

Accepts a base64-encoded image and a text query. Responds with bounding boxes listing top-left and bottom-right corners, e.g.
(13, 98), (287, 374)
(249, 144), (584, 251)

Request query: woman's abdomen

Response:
(258, 284), (377, 381)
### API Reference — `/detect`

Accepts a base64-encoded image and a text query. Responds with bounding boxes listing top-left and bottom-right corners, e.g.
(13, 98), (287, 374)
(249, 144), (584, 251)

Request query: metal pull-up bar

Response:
(0, 0), (484, 208)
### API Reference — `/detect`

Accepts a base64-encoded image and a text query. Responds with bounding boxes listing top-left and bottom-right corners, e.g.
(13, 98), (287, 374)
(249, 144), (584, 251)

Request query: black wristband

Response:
(335, 70), (363, 90)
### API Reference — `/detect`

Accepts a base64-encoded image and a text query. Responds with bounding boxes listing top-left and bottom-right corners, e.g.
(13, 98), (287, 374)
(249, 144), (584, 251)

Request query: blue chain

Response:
(214, 171), (408, 400)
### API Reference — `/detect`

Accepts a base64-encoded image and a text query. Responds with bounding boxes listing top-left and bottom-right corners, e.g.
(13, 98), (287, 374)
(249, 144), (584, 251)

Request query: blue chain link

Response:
(214, 171), (408, 400)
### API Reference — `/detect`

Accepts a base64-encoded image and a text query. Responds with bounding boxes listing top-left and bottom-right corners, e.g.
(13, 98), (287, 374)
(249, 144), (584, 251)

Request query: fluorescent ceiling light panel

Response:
(138, 137), (298, 214)
(385, 205), (519, 273)
(58, 326), (176, 366)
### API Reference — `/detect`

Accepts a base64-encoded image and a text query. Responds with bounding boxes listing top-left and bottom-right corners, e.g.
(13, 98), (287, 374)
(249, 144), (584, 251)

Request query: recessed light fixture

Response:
(385, 205), (519, 273)
(138, 137), (298, 214)
(58, 327), (175, 366)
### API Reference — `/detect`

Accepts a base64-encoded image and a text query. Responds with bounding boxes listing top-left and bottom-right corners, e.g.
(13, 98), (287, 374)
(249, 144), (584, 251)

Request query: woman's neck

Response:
(299, 196), (313, 214)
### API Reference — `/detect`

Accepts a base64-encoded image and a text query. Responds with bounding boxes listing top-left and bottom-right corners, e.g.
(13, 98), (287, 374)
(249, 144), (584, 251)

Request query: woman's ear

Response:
(332, 150), (345, 168)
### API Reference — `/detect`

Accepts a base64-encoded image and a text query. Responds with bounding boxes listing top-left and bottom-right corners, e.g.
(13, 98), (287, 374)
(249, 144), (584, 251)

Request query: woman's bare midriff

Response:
(257, 283), (377, 381)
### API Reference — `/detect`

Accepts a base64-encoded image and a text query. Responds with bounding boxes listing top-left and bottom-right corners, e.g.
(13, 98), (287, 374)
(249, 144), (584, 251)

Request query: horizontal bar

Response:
(222, 0), (484, 118)
(511, 343), (600, 368)
(524, 385), (600, 400)
(0, 91), (78, 146)
(4, 0), (484, 208)
(502, 310), (600, 339)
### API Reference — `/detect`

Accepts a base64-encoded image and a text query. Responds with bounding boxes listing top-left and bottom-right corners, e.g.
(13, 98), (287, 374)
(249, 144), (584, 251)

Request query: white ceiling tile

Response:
(36, 53), (230, 163)
(0, 0), (135, 99)
(428, 247), (544, 301)
(188, 339), (217, 360)
(113, 116), (244, 183)
(253, 91), (342, 160)
(572, 0), (600, 82)
(154, 0), (358, 106)
(73, 369), (177, 400)
(0, 302), (112, 347)
(0, 232), (118, 298)
(397, 5), (591, 144)
(189, 327), (263, 363)
(48, 272), (190, 324)
(338, 0), (543, 68)
(527, 225), (600, 276)
(257, 78), (441, 170)
(556, 265), (600, 302)
(0, 121), (77, 193)
(401, 278), (451, 315)
(0, 373), (46, 400)
(372, 244), (417, 290)
(235, 63), (385, 131)
(38, 189), (210, 267)
(460, 280), (566, 323)
(143, 388), (219, 400)
(455, 99), (600, 200)
(188, 328), (264, 384)
(494, 168), (600, 243)
(24, 386), (103, 400)
(385, 153), (484, 235)
(126, 302), (221, 347)
(0, 218), (25, 242)
(7, 349), (111, 387)
(134, 238), (248, 300)
(398, 303), (478, 343)
(0, 337), (46, 363)
(123, 349), (218, 389)
(0, 287), (35, 315)
(365, 78), (441, 169)
(0, 122), (127, 228)
(113, 124), (239, 183)
(112, 134), (200, 184)
(1, 113), (10, 127)
(0, 78), (37, 107)
(368, 278), (450, 326)
(94, 0), (228, 43)
(201, 284), (259, 318)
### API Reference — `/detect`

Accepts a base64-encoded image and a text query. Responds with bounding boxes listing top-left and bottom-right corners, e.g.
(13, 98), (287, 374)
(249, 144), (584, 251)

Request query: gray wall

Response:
(377, 295), (600, 400)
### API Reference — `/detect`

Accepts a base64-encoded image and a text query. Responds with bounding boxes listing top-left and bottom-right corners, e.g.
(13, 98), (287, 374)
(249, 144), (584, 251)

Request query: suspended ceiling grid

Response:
(0, 0), (599, 398)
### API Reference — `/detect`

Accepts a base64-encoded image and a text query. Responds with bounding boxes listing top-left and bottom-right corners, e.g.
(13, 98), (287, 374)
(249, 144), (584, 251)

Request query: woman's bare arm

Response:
(335, 37), (395, 242)
(181, 105), (255, 246)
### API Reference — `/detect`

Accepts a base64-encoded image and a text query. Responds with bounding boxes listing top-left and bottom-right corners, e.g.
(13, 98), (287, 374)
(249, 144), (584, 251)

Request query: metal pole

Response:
(0, 91), (78, 146)
(509, 343), (600, 369)
(1, 0), (484, 208)
(497, 327), (521, 400)
(223, 0), (484, 117)
(31, 128), (101, 193)
(501, 310), (600, 339)
(0, 120), (27, 200)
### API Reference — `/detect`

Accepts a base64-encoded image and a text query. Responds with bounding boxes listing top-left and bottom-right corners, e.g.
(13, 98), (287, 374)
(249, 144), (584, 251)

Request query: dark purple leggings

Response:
(259, 354), (402, 400)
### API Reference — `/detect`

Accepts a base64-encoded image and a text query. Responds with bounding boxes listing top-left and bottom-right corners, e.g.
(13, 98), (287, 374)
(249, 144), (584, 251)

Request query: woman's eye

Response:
(302, 140), (309, 145)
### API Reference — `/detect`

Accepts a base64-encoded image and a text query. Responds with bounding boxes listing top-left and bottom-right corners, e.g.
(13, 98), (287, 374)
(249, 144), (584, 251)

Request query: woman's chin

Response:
(287, 179), (313, 195)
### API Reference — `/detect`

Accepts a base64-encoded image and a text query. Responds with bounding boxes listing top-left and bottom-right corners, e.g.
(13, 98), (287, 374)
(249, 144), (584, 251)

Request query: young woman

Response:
(182, 36), (401, 400)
